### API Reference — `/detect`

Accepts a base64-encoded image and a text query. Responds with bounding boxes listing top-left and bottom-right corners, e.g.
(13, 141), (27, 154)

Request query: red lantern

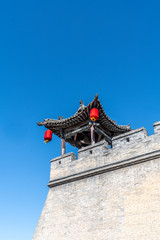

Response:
(90, 108), (99, 121)
(44, 129), (52, 143)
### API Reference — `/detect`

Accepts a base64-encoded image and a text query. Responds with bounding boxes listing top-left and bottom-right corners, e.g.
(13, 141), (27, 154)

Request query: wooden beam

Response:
(74, 133), (78, 141)
(97, 124), (112, 136)
(65, 120), (89, 132)
(64, 125), (90, 139)
(94, 127), (112, 144)
(98, 134), (102, 142)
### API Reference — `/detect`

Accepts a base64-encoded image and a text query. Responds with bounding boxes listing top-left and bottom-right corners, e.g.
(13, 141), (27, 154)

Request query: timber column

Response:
(61, 138), (66, 156)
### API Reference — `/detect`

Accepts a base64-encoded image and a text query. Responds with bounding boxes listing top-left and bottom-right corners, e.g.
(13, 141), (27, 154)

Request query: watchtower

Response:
(37, 94), (131, 152)
(34, 95), (160, 240)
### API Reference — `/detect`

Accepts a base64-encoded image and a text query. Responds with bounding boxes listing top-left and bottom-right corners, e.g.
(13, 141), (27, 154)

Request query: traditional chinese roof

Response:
(37, 94), (131, 148)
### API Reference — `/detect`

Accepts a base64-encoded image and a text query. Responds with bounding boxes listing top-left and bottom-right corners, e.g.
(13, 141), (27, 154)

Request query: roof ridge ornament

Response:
(95, 93), (98, 99)
(58, 116), (63, 120)
(80, 99), (84, 106)
(74, 99), (85, 116)
(79, 99), (85, 109)
(92, 93), (99, 108)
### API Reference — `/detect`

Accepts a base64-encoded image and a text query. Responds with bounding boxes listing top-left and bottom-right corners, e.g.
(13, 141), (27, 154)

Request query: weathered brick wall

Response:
(33, 121), (160, 240)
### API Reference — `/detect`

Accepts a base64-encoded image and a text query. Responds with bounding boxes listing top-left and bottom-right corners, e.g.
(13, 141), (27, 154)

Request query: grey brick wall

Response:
(33, 122), (160, 240)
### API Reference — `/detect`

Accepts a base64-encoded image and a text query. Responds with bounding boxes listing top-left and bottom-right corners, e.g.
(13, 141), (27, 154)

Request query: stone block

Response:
(78, 140), (109, 159)
(112, 127), (148, 148)
(50, 152), (76, 180)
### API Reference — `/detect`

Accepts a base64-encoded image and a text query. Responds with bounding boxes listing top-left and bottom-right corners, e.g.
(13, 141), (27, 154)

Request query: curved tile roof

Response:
(37, 94), (131, 137)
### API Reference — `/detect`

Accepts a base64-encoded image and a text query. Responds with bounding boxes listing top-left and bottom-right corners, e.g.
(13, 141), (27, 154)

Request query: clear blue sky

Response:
(0, 1), (160, 239)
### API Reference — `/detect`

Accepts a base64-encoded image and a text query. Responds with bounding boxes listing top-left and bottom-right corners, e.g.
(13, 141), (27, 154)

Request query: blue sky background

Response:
(0, 0), (160, 239)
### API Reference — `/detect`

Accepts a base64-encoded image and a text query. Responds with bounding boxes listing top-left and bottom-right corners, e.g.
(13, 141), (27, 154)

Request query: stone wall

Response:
(33, 122), (160, 240)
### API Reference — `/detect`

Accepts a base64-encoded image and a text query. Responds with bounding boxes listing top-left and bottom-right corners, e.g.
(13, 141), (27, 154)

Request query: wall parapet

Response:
(48, 121), (160, 188)
(51, 152), (76, 163)
(78, 140), (109, 158)
(48, 149), (160, 187)
(112, 127), (148, 148)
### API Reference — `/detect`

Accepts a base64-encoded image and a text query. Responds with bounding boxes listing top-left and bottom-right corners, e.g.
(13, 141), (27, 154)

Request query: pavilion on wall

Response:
(37, 94), (131, 155)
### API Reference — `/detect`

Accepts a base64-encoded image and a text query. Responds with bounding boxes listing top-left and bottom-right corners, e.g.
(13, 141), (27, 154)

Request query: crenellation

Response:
(112, 127), (148, 149)
(78, 140), (109, 158)
(50, 152), (77, 180)
(153, 121), (160, 134)
(49, 122), (160, 186)
(50, 152), (77, 163)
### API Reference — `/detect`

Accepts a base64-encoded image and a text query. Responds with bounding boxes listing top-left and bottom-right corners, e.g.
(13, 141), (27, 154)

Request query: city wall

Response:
(33, 121), (160, 240)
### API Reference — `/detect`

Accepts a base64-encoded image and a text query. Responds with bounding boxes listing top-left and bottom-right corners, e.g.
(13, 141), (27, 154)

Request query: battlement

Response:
(34, 119), (160, 240)
(153, 121), (160, 134)
(48, 121), (160, 187)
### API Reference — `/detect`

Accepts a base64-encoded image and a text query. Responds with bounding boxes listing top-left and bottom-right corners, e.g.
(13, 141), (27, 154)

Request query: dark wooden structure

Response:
(37, 94), (131, 154)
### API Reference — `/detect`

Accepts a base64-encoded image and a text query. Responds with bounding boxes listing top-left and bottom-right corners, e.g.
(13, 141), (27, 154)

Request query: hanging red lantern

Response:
(90, 108), (99, 121)
(44, 129), (52, 143)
